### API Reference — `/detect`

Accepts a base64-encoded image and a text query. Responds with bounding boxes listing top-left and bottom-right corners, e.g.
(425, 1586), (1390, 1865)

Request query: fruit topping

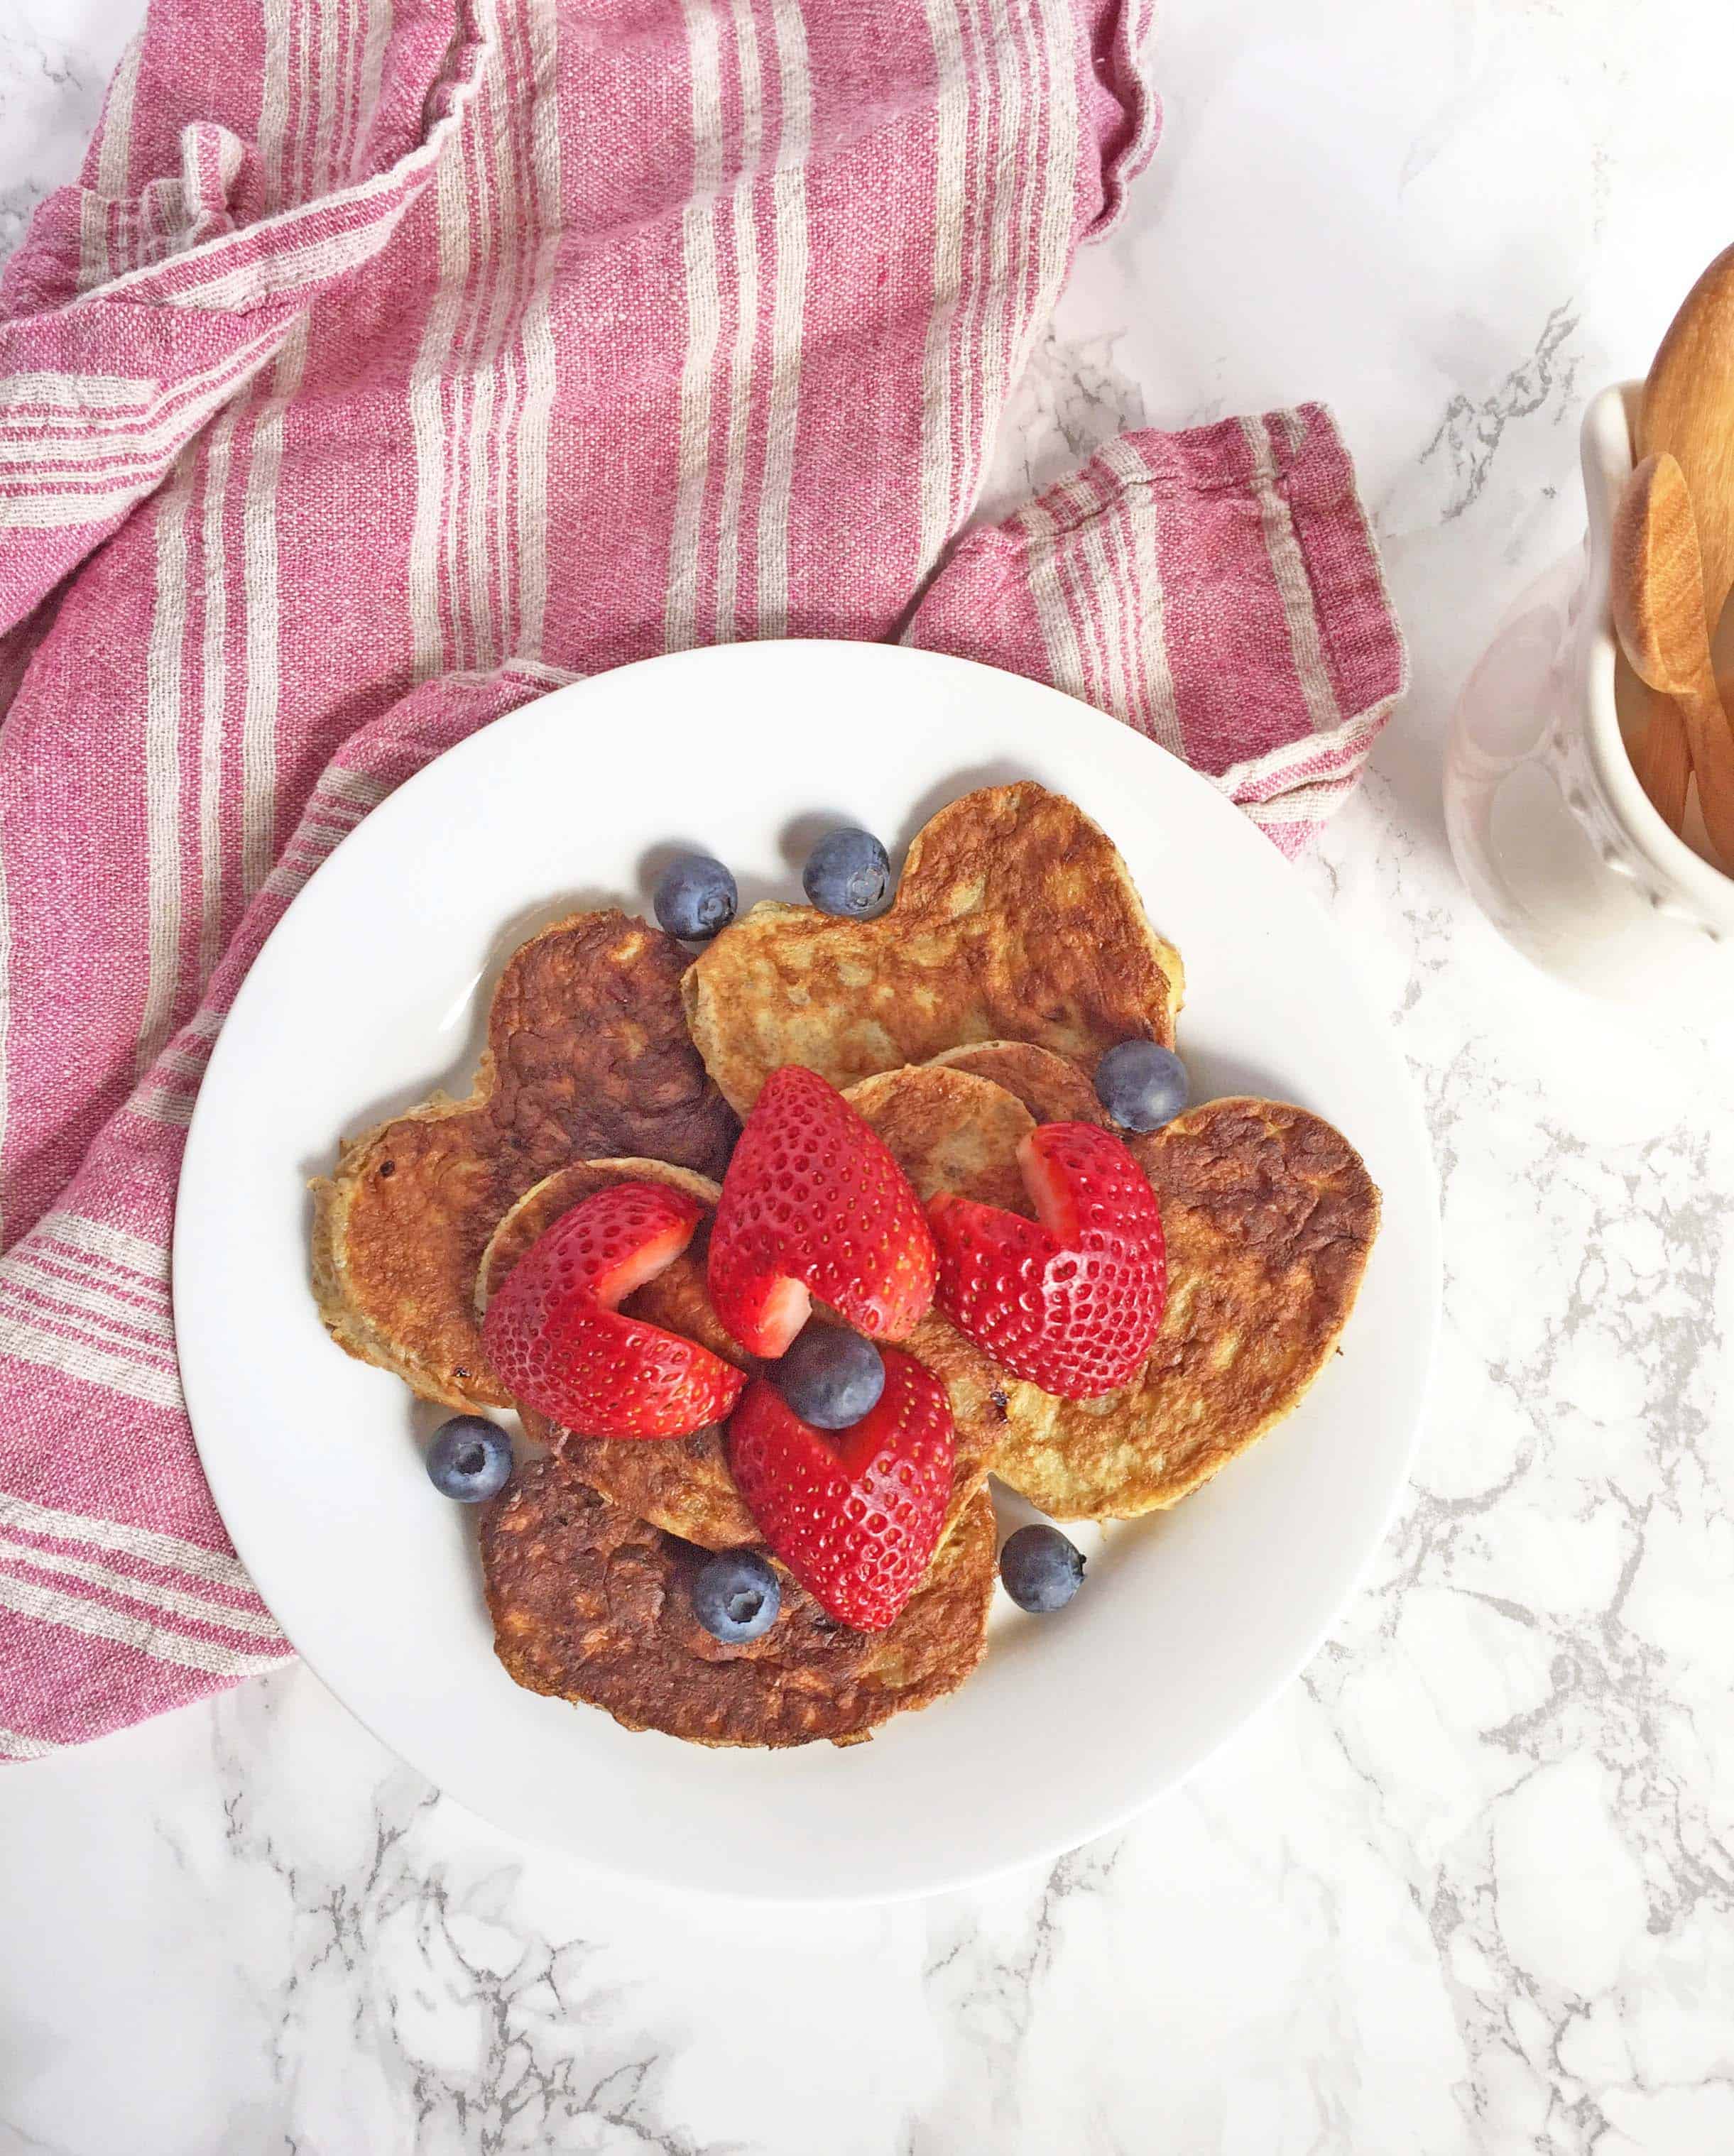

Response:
(1094, 1039), (1189, 1132)
(775, 1323), (886, 1430)
(929, 1121), (1166, 1397)
(802, 826), (893, 918)
(426, 1416), (514, 1501)
(726, 1347), (955, 1630)
(481, 1182), (746, 1438)
(998, 1523), (1086, 1611)
(709, 1065), (937, 1356)
(654, 851), (738, 941)
(692, 1549), (783, 1643)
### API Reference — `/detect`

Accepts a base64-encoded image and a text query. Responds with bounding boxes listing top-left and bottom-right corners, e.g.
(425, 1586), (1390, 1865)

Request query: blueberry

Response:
(692, 1550), (782, 1643)
(777, 1325), (885, 1430)
(425, 1416), (513, 1502)
(1094, 1039), (1189, 1132)
(999, 1523), (1086, 1613)
(654, 852), (738, 941)
(802, 827), (893, 919)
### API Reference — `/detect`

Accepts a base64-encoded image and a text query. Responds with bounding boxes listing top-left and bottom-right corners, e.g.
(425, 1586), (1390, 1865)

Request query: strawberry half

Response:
(726, 1348), (955, 1630)
(929, 1121), (1166, 1398)
(481, 1181), (746, 1438)
(708, 1065), (937, 1356)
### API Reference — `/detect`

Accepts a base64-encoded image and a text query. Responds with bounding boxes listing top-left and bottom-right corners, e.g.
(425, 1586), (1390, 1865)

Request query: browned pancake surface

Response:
(850, 1062), (1380, 1518)
(682, 783), (1184, 1115)
(925, 1040), (1110, 1128)
(310, 911), (738, 1410)
(844, 1063), (1035, 1212)
(481, 1460), (997, 1748)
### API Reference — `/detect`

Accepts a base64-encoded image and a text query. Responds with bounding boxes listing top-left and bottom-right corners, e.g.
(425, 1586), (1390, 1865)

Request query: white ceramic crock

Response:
(1445, 382), (1734, 1000)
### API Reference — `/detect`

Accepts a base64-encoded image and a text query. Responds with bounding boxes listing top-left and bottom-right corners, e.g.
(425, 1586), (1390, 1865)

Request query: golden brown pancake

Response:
(681, 782), (1184, 1115)
(478, 1158), (1008, 1551)
(844, 1063), (1035, 1212)
(1037, 1094), (1381, 1516)
(924, 1040), (1110, 1128)
(481, 1460), (997, 1748)
(310, 910), (738, 1411)
(850, 1058), (1380, 1518)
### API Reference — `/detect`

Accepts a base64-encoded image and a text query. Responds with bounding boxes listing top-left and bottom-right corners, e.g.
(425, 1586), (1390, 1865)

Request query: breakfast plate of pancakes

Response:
(175, 641), (1439, 1902)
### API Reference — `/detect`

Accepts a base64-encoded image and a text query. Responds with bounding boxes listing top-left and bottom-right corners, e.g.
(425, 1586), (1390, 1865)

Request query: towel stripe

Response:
(405, 0), (559, 677)
(1240, 413), (1339, 736)
(1018, 495), (1089, 697)
(667, 0), (728, 652)
(1098, 435), (1184, 755)
(917, 0), (971, 579)
(0, 831), (10, 1247)
(0, 1534), (280, 1640)
(0, 1487), (253, 1592)
(511, 0), (562, 658)
(0, 1254), (175, 1346)
(0, 341), (290, 464)
(77, 31), (143, 293)
(136, 461), (195, 1075)
(0, 1724), (58, 1761)
(0, 1567), (283, 1678)
(755, 0), (810, 636)
(239, 325), (305, 901)
(0, 1311), (182, 1409)
(237, 4), (307, 902)
(714, 0), (765, 644)
(195, 409), (237, 988)
(407, 111), (477, 677)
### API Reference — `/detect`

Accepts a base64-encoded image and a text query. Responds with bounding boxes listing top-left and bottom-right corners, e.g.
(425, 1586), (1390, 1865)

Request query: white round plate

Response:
(177, 642), (1438, 1904)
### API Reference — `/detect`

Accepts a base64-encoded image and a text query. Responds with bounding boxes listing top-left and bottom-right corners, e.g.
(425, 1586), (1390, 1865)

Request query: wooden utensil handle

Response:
(1632, 683), (1691, 831)
(1678, 668), (1734, 868)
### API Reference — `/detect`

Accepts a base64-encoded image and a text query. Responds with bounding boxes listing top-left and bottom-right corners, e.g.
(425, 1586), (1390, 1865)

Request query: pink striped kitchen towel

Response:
(0, 0), (1403, 1758)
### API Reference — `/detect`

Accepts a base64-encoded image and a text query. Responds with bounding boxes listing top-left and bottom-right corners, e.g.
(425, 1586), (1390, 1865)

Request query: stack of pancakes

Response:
(311, 784), (1379, 1748)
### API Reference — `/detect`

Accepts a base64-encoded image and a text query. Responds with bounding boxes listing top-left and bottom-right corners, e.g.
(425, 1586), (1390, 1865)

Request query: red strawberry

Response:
(482, 1182), (746, 1438)
(929, 1121), (1166, 1398)
(726, 1348), (955, 1630)
(708, 1065), (937, 1357)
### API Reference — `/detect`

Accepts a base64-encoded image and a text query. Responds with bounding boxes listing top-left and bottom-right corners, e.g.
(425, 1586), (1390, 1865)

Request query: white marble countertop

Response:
(4, 4), (1733, 2152)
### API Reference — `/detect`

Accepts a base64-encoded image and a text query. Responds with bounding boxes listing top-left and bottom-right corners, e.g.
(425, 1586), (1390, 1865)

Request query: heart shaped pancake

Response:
(848, 1054), (1380, 1518)
(681, 782), (1184, 1116)
(310, 909), (738, 1411)
(479, 1159), (1007, 1553)
(481, 1459), (996, 1748)
(925, 1039), (1108, 1125)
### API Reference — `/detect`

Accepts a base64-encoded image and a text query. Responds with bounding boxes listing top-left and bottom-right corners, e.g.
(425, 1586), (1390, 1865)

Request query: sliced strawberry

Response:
(929, 1121), (1166, 1398)
(726, 1349), (955, 1630)
(481, 1182), (746, 1438)
(708, 1065), (937, 1356)
(515, 1181), (705, 1311)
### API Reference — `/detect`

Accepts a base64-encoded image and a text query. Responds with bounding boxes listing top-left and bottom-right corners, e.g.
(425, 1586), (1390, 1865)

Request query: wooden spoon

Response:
(1639, 241), (1734, 631)
(1634, 242), (1734, 826)
(1610, 452), (1734, 867)
(1620, 667), (1692, 831)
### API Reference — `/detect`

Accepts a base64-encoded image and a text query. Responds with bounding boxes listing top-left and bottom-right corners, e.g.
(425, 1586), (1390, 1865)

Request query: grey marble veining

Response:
(3, 2), (1733, 2152)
